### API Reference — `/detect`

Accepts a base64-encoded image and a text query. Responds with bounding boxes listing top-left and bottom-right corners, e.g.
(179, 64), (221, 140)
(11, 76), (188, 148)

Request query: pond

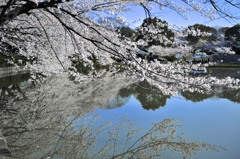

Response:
(0, 71), (240, 159)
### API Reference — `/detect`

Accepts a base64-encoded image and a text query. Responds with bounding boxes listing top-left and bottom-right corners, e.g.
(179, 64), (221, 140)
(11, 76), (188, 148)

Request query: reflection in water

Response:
(118, 81), (170, 110)
(1, 73), (239, 158)
(181, 91), (213, 102)
(0, 73), (30, 98)
(0, 73), (30, 115)
(107, 96), (130, 109)
(50, 118), (222, 159)
(219, 89), (240, 103)
(0, 107), (222, 159)
(181, 87), (240, 104)
(0, 73), (30, 88)
(118, 81), (240, 107)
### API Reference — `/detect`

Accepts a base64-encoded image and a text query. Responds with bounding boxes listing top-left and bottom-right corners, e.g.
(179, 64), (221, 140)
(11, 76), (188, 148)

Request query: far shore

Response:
(208, 63), (240, 68)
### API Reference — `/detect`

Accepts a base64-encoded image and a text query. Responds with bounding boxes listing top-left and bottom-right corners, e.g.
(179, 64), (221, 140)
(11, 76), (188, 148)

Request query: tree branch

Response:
(0, 0), (71, 26)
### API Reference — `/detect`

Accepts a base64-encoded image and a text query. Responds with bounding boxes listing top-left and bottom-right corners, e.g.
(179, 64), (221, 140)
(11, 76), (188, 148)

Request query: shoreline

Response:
(208, 63), (240, 68)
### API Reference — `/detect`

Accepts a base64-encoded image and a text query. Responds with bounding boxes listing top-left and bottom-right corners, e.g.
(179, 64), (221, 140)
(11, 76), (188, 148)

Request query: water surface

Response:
(0, 71), (239, 159)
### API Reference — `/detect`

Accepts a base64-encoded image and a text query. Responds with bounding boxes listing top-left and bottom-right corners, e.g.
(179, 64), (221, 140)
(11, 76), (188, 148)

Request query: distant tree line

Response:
(185, 24), (218, 45)
(118, 17), (174, 48)
(118, 19), (240, 54)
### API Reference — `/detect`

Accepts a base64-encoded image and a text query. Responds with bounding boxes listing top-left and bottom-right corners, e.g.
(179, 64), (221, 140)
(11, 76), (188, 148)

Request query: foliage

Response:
(0, 41), (30, 67)
(69, 54), (126, 79)
(118, 26), (135, 39)
(218, 27), (229, 36)
(135, 17), (175, 48)
(186, 24), (217, 45)
(225, 24), (240, 43)
(163, 55), (177, 62)
(0, 54), (31, 67)
(70, 55), (110, 75)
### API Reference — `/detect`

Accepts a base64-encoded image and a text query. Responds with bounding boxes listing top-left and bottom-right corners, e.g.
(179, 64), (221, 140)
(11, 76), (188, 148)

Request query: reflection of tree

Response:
(110, 78), (240, 108)
(0, 73), (30, 88)
(0, 73), (30, 100)
(107, 96), (130, 109)
(219, 89), (240, 104)
(1, 107), (223, 159)
(44, 117), (223, 159)
(181, 87), (240, 104)
(0, 73), (30, 115)
(118, 81), (170, 110)
(0, 74), (134, 158)
(181, 91), (213, 102)
(0, 75), (225, 159)
(109, 118), (222, 159)
(0, 86), (15, 99)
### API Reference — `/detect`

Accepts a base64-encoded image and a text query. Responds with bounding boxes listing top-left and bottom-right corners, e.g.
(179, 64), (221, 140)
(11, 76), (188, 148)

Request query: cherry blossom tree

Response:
(1, 2), (240, 158)
(0, 0), (240, 95)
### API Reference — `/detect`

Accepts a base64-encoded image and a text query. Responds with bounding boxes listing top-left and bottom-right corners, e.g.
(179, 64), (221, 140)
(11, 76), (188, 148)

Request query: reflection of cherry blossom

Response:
(1, 72), (237, 158)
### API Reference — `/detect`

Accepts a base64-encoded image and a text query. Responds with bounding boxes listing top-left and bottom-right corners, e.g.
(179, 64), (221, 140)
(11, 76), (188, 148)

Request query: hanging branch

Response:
(32, 12), (66, 71)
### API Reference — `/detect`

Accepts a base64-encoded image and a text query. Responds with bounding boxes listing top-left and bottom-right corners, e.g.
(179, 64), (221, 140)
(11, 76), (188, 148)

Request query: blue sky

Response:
(123, 3), (239, 29)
